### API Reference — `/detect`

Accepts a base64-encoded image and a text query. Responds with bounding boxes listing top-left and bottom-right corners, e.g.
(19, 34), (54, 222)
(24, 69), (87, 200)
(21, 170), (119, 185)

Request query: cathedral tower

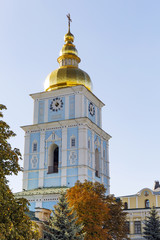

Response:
(16, 16), (111, 211)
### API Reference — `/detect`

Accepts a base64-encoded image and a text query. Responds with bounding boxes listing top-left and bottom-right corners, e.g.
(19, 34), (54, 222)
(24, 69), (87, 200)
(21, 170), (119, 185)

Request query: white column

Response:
(78, 125), (88, 181)
(95, 106), (97, 125)
(78, 125), (87, 166)
(100, 108), (102, 128)
(38, 131), (45, 188)
(156, 195), (158, 207)
(92, 130), (95, 170)
(100, 138), (103, 175)
(33, 99), (39, 124)
(61, 127), (67, 186)
(23, 132), (30, 190)
(136, 196), (138, 208)
(106, 140), (110, 194)
(86, 99), (88, 118)
(81, 95), (85, 117)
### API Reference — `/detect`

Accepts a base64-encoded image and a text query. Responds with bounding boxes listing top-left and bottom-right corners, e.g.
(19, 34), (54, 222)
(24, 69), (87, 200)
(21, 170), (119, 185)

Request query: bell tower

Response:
(17, 16), (111, 211)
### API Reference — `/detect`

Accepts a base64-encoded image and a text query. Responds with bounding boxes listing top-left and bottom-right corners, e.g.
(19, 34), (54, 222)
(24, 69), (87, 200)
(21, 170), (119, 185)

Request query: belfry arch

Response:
(48, 143), (59, 174)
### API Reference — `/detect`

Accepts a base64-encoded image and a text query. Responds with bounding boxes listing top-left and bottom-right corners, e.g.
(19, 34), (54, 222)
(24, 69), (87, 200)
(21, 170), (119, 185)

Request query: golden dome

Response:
(44, 23), (92, 92)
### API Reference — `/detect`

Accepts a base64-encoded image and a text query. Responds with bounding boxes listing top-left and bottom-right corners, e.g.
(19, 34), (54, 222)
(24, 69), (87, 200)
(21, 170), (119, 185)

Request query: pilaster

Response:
(38, 130), (45, 188)
(61, 127), (67, 186)
(78, 125), (87, 166)
(33, 99), (39, 124)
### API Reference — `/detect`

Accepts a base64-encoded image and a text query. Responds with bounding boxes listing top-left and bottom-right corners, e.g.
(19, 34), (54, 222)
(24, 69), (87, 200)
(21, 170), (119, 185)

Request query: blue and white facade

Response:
(21, 85), (111, 211)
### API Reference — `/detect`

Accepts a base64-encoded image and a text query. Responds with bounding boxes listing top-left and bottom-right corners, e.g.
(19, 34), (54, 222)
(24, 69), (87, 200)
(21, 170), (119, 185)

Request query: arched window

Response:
(48, 144), (59, 174)
(124, 202), (128, 209)
(145, 199), (150, 208)
(95, 148), (100, 177)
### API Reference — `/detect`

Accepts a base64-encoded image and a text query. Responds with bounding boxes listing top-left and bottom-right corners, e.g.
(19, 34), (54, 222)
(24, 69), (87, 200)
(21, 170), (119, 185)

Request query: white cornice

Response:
(21, 117), (111, 140)
(30, 85), (105, 108)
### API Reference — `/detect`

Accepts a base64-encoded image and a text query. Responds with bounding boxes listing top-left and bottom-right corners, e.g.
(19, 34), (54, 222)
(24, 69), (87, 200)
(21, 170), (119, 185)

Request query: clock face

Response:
(50, 97), (63, 111)
(88, 102), (95, 116)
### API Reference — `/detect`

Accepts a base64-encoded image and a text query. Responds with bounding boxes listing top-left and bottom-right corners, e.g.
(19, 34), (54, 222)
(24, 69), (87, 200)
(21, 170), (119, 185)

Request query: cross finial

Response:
(66, 13), (72, 32)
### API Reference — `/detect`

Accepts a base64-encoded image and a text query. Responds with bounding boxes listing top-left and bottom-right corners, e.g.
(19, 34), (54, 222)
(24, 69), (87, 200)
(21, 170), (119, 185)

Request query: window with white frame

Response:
(71, 137), (76, 148)
(33, 142), (37, 152)
(134, 221), (141, 234)
(145, 199), (150, 208)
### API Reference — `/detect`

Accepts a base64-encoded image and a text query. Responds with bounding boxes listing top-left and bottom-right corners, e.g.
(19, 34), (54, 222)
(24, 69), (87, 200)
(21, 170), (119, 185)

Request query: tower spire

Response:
(66, 13), (72, 32)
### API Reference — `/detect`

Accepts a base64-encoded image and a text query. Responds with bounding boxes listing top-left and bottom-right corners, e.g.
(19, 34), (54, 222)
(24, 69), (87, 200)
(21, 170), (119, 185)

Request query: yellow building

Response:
(120, 181), (160, 240)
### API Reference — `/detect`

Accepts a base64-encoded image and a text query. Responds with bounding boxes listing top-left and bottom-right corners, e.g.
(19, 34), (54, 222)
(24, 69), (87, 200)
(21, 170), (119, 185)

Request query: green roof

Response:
(25, 211), (40, 221)
(14, 187), (69, 197)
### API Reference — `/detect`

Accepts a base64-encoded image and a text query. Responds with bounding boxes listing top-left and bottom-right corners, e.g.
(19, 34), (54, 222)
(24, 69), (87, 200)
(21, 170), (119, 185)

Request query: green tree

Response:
(0, 104), (39, 240)
(43, 192), (84, 240)
(143, 207), (160, 240)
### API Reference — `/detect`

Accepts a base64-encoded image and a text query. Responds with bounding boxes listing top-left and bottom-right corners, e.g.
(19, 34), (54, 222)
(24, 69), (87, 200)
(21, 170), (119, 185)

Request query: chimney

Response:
(154, 181), (160, 190)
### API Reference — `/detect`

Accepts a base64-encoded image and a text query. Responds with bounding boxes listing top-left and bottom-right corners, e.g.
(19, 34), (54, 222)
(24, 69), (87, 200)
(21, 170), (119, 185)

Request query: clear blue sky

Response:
(1, 0), (160, 196)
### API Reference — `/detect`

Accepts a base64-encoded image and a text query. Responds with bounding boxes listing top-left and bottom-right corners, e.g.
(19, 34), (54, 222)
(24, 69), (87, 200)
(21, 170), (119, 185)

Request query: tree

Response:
(66, 180), (109, 240)
(43, 192), (84, 240)
(104, 196), (128, 240)
(0, 104), (39, 240)
(143, 207), (160, 240)
(66, 180), (128, 240)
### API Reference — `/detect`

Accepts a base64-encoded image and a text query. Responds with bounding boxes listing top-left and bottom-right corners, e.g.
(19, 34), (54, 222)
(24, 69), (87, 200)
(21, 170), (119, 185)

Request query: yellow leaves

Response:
(67, 181), (109, 240)
(67, 181), (128, 240)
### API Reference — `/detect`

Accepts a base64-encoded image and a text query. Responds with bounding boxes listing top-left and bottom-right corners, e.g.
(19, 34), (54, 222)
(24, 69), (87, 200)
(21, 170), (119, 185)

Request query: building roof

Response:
(25, 211), (40, 221)
(14, 187), (68, 197)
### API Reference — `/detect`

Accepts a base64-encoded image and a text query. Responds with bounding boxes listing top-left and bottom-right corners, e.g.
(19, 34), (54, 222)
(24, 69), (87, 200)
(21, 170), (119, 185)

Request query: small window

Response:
(71, 137), (75, 147)
(126, 221), (130, 234)
(124, 202), (128, 210)
(88, 139), (90, 149)
(33, 142), (37, 152)
(145, 199), (150, 208)
(134, 221), (141, 234)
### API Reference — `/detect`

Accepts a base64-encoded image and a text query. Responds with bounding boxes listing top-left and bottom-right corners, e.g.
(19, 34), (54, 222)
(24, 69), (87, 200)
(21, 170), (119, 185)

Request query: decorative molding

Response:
(31, 155), (38, 169)
(69, 151), (77, 165)
(46, 131), (61, 142)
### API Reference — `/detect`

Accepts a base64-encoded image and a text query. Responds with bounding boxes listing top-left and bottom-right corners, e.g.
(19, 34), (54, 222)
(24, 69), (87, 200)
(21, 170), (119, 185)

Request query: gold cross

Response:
(66, 13), (72, 31)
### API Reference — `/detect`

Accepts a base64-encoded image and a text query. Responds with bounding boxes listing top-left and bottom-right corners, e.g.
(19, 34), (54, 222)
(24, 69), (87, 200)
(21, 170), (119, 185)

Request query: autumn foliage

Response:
(67, 180), (128, 240)
(67, 181), (108, 240)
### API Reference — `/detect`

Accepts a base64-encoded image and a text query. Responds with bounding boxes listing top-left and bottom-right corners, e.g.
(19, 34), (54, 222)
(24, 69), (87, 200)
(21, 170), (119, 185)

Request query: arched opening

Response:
(48, 144), (59, 174)
(95, 148), (100, 177)
(145, 199), (150, 208)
